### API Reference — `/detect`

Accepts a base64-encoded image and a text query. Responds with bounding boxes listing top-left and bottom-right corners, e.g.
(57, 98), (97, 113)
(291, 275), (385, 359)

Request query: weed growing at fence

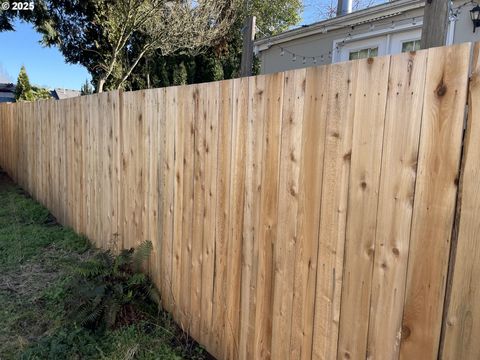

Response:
(0, 170), (210, 359)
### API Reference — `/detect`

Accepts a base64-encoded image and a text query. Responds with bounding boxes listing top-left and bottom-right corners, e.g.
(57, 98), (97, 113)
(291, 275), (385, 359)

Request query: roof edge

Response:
(254, 0), (424, 48)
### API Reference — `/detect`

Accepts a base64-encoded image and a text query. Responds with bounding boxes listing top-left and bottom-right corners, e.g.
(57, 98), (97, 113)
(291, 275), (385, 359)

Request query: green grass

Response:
(0, 171), (211, 360)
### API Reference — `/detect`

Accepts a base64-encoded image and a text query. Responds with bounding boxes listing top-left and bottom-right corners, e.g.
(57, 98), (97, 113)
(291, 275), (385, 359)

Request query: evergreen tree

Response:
(15, 66), (32, 101)
(173, 62), (188, 86)
(14, 66), (52, 102)
(81, 79), (93, 95)
(123, 0), (302, 91)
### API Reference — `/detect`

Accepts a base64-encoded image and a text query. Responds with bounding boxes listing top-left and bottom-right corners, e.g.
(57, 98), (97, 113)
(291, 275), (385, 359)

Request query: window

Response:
(402, 40), (421, 52)
(349, 47), (378, 60)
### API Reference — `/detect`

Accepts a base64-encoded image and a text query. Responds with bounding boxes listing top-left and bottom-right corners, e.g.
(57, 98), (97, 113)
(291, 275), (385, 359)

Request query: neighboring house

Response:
(51, 88), (81, 100)
(0, 83), (16, 103)
(254, 0), (480, 74)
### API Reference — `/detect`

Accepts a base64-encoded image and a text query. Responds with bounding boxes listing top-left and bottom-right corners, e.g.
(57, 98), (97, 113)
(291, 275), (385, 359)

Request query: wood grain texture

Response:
(160, 87), (175, 313)
(191, 84), (205, 340)
(253, 72), (284, 360)
(366, 49), (428, 360)
(239, 74), (266, 360)
(312, 60), (357, 360)
(200, 81), (219, 347)
(400, 43), (471, 360)
(224, 78), (248, 360)
(210, 79), (233, 360)
(337, 55), (390, 360)
(180, 85), (195, 331)
(0, 44), (477, 360)
(171, 85), (185, 323)
(290, 65), (328, 360)
(271, 68), (306, 360)
(441, 42), (480, 360)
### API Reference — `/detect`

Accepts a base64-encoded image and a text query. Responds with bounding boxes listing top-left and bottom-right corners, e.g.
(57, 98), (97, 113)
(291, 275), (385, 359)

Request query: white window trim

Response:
(332, 21), (423, 63)
(399, 38), (421, 52)
(447, 17), (455, 45)
(348, 46), (380, 60)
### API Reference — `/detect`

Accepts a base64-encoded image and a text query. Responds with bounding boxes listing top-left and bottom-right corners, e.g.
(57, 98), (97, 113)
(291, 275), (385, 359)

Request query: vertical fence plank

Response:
(180, 85), (195, 331)
(399, 43), (471, 360)
(158, 86), (174, 311)
(312, 60), (357, 360)
(171, 85), (184, 323)
(253, 72), (284, 360)
(157, 87), (174, 313)
(200, 81), (219, 348)
(366, 49), (428, 360)
(145, 89), (162, 290)
(337, 55), (390, 360)
(224, 77), (248, 360)
(191, 84), (205, 340)
(441, 42), (480, 360)
(239, 74), (266, 360)
(289, 65), (329, 360)
(271, 68), (306, 360)
(210, 79), (233, 359)
(0, 44), (477, 360)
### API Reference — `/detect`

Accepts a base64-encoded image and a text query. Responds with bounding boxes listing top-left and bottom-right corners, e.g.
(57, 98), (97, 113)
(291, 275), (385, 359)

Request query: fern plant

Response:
(67, 240), (160, 330)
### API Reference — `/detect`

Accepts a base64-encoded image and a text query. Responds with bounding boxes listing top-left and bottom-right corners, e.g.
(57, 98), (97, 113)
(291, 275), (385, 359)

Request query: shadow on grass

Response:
(0, 169), (213, 360)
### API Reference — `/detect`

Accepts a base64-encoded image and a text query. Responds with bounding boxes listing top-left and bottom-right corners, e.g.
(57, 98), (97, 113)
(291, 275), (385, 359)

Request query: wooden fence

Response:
(1, 42), (479, 360)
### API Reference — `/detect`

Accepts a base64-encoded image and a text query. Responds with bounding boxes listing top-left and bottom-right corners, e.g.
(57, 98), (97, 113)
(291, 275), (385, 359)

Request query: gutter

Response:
(254, 0), (424, 51)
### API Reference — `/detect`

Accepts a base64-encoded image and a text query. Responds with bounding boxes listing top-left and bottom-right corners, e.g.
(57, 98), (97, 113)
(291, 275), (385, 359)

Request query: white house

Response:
(254, 0), (480, 74)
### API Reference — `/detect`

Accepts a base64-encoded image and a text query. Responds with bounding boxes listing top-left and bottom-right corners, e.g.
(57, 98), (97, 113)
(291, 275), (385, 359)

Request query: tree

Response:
(81, 79), (94, 95)
(123, 0), (302, 90)
(30, 86), (53, 100)
(14, 66), (52, 101)
(249, 0), (302, 35)
(172, 62), (188, 86)
(30, 0), (241, 92)
(15, 65), (32, 101)
(305, 0), (382, 20)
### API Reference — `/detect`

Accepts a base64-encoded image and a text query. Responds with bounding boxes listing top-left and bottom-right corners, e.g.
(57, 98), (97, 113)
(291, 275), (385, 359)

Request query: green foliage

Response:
(15, 65), (32, 100)
(68, 240), (159, 330)
(31, 85), (53, 100)
(10, 0), (241, 92)
(0, 172), (209, 359)
(124, 0), (301, 91)
(173, 62), (188, 86)
(249, 0), (303, 35)
(14, 66), (52, 102)
(80, 79), (94, 95)
(20, 325), (101, 360)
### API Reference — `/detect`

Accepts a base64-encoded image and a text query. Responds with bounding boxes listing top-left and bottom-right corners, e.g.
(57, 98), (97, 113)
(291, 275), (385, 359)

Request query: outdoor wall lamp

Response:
(471, 4), (480, 33)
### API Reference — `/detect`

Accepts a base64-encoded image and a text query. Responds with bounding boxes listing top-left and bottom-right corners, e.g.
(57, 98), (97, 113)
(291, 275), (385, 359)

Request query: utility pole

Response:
(420, 0), (449, 49)
(240, 15), (256, 77)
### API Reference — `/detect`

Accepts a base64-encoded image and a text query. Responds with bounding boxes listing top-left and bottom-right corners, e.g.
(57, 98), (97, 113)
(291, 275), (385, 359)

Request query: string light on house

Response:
(260, 1), (478, 66)
(262, 5), (480, 66)
(449, 0), (480, 21)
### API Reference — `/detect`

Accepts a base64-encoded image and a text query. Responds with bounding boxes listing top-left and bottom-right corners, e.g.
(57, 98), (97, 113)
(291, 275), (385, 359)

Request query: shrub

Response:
(67, 240), (160, 330)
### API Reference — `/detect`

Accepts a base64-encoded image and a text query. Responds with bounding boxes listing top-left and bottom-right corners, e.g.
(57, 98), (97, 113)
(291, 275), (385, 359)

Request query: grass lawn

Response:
(0, 170), (211, 360)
